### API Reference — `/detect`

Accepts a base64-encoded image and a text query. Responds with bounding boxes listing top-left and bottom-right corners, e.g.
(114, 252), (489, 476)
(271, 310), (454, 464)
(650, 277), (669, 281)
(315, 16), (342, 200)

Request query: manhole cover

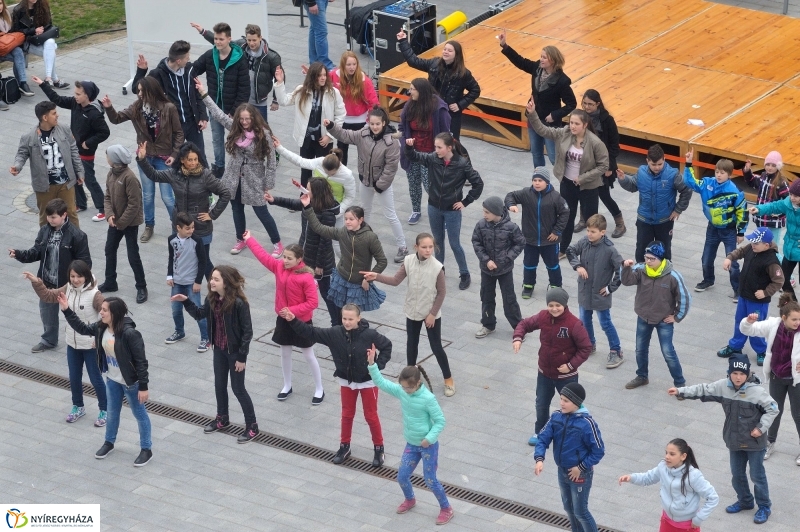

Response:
(25, 193), (38, 212)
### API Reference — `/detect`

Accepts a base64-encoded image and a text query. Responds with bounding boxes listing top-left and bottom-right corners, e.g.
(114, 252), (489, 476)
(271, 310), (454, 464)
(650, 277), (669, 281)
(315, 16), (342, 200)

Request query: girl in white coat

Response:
(739, 292), (800, 462)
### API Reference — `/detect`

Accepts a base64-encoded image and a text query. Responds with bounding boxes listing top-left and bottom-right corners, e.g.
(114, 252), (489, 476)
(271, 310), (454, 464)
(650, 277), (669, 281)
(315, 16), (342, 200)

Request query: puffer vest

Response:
(403, 253), (443, 321)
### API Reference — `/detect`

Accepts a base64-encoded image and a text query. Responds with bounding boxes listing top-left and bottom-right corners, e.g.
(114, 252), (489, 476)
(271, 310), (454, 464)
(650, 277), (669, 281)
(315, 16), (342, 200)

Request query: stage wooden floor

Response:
(378, 0), (800, 174)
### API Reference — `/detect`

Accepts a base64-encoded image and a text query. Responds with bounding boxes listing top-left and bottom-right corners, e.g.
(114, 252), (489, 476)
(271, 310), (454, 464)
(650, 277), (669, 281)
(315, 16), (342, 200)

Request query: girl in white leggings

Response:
(12, 0), (69, 88)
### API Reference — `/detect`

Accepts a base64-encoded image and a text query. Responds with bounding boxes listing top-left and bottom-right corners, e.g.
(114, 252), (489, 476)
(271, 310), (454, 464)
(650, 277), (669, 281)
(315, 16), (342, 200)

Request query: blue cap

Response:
(745, 227), (773, 244)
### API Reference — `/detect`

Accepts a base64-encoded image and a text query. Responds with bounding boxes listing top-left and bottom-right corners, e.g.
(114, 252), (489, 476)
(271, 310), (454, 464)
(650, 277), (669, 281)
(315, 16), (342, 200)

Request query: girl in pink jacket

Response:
(243, 231), (325, 405)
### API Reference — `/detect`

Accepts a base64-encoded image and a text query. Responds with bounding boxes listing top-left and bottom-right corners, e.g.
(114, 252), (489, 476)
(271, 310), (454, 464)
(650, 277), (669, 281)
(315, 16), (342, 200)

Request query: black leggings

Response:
(406, 317), (451, 379)
(300, 136), (333, 187)
(213, 347), (256, 425)
(559, 178), (599, 250)
(597, 183), (622, 217)
(767, 375), (800, 443)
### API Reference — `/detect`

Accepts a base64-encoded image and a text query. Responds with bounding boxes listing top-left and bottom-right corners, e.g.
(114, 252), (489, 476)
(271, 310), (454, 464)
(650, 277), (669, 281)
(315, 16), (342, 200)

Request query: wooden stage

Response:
(378, 0), (800, 175)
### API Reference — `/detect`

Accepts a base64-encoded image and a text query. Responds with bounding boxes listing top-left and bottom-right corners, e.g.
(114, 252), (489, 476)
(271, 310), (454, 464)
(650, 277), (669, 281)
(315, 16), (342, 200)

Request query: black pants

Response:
(635, 219), (674, 263)
(338, 122), (364, 166)
(781, 258), (800, 300)
(181, 120), (206, 158)
(299, 136), (333, 187)
(213, 346), (256, 425)
(449, 110), (463, 140)
(560, 179), (599, 250)
(480, 270), (522, 331)
(75, 159), (105, 211)
(104, 225), (147, 289)
(597, 182), (621, 217)
(406, 317), (451, 379)
(317, 275), (341, 326)
(768, 375), (800, 443)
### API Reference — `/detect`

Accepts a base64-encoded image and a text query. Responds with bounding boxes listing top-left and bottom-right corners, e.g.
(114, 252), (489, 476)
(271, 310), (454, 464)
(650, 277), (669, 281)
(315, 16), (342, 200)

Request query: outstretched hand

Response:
(366, 343), (377, 365)
(618, 475), (631, 485)
(194, 77), (206, 95)
(56, 291), (69, 311)
(136, 54), (148, 70)
(136, 142), (147, 159)
(746, 312), (760, 324)
(272, 135), (282, 149)
(170, 294), (188, 302)
(513, 339), (522, 354)
(275, 66), (284, 84)
(22, 272), (38, 282)
(299, 193), (310, 207)
(100, 95), (112, 108)
(360, 271), (377, 282)
(396, 29), (407, 40)
(497, 29), (507, 47)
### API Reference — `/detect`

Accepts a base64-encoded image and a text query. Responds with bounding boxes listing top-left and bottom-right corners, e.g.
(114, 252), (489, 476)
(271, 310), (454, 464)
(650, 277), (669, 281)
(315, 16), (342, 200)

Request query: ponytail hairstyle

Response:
(778, 292), (800, 315)
(368, 104), (390, 127)
(570, 109), (597, 135)
(435, 132), (470, 159)
(398, 365), (433, 391)
(668, 438), (699, 496)
(322, 148), (343, 173)
(345, 205), (365, 221)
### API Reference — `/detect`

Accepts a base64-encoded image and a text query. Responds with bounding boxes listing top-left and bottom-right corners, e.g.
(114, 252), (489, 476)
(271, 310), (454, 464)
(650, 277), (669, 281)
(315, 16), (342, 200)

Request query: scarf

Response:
(181, 165), (204, 176)
(645, 259), (667, 278)
(236, 130), (255, 148)
(588, 110), (603, 135)
(534, 68), (558, 93)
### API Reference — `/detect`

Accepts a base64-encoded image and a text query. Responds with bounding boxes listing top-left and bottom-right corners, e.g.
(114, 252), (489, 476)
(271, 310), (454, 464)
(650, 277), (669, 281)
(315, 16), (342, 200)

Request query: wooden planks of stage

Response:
(377, 0), (800, 174)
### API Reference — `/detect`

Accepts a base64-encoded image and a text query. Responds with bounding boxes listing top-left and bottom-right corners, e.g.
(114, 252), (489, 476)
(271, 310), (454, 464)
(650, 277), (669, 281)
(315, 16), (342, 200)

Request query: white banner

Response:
(3, 505), (100, 530)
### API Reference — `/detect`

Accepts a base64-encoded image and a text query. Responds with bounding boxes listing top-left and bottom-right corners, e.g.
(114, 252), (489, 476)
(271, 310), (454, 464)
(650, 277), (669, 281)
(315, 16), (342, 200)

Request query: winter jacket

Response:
(62, 312), (149, 390)
(103, 166), (144, 230)
(567, 235), (622, 311)
(399, 40), (480, 111)
(246, 237), (319, 322)
(528, 113), (609, 190)
(326, 122), (399, 191)
(131, 58), (209, 124)
(182, 296), (253, 363)
(592, 108), (620, 181)
(276, 145), (356, 213)
(30, 278), (103, 350)
(193, 42), (250, 115)
(106, 101), (184, 160)
(677, 378), (778, 451)
(513, 309), (592, 380)
(10, 5), (52, 44)
(534, 406), (604, 472)
(743, 168), (788, 228)
(501, 44), (576, 124)
(622, 261), (690, 324)
(304, 208), (388, 283)
(471, 211), (525, 276)
(399, 97), (451, 171)
(270, 195), (338, 277)
(137, 158), (231, 237)
(13, 220), (91, 288)
(368, 363), (446, 445)
(203, 96), (276, 207)
(291, 318), (391, 384)
(684, 166), (747, 233)
(740, 317), (800, 387)
(505, 184), (570, 247)
(404, 146), (484, 212)
(629, 461), (719, 527)
(274, 82), (346, 147)
(618, 163), (692, 225)
(754, 197), (800, 261)
(727, 244), (782, 303)
(41, 82), (110, 159)
(330, 68), (379, 117)
(14, 124), (83, 193)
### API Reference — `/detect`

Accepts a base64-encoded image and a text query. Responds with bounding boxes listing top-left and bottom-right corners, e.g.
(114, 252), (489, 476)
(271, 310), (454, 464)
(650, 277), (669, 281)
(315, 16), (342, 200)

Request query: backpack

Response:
(0, 75), (20, 104)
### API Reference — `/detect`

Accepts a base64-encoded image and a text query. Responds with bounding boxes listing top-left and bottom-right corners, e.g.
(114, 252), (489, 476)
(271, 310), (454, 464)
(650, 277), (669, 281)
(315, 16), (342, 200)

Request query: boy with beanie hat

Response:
(505, 167), (570, 299)
(472, 197), (525, 338)
(670, 353), (778, 525)
(622, 241), (691, 390)
(513, 286), (593, 445)
(534, 380), (604, 531)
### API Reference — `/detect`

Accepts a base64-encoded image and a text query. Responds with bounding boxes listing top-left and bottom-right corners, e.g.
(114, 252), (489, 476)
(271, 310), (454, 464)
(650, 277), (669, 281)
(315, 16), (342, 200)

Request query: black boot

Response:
(237, 422), (259, 444)
(332, 443), (351, 464)
(204, 414), (230, 434)
(372, 445), (385, 467)
(136, 287), (148, 304)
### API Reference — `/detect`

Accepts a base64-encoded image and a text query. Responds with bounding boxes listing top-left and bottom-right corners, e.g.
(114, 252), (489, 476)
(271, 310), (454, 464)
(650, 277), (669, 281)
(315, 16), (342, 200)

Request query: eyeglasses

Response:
(644, 255), (660, 262)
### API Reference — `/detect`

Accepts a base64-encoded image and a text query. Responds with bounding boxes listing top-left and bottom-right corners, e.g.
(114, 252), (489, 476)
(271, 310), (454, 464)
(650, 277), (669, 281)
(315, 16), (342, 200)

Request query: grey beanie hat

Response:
(546, 286), (569, 307)
(106, 145), (132, 166)
(532, 166), (551, 183)
(482, 196), (505, 217)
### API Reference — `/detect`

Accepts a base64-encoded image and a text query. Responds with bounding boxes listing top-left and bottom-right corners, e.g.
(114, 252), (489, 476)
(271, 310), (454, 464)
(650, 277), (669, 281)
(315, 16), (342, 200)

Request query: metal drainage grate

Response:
(0, 359), (622, 532)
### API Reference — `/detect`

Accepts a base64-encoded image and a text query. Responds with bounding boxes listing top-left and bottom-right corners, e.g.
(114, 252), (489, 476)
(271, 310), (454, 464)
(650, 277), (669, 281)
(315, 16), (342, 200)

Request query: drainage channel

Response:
(0, 359), (622, 532)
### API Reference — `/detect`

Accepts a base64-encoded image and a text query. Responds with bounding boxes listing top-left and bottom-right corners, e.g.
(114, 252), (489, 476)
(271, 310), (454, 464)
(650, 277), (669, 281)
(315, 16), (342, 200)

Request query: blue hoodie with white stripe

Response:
(534, 406), (605, 472)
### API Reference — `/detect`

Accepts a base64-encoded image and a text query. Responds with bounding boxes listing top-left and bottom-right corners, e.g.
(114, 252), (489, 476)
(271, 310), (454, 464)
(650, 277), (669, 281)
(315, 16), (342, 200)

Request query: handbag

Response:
(27, 25), (60, 47)
(0, 32), (26, 56)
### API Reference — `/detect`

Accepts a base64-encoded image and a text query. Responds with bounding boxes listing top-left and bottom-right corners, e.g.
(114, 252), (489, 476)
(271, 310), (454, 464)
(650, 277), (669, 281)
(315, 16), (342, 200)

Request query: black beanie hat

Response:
(79, 81), (100, 102)
(728, 353), (751, 376)
(561, 382), (586, 407)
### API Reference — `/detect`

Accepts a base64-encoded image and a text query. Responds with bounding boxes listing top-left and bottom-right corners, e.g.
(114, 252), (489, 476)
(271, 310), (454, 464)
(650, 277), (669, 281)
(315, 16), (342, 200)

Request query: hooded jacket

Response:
(534, 406), (605, 472)
(622, 261), (691, 324)
(13, 220), (91, 288)
(182, 296), (253, 363)
(291, 318), (392, 384)
(399, 96), (451, 171)
(30, 277), (103, 350)
(270, 195), (338, 277)
(106, 101), (184, 160)
(132, 58), (209, 124)
(326, 121), (400, 191)
(740, 317), (800, 387)
(104, 166), (144, 230)
(399, 39), (480, 111)
(404, 146), (484, 212)
(193, 42), (250, 115)
(629, 461), (719, 527)
(276, 145), (356, 213)
(754, 197), (800, 262)
(513, 308), (592, 380)
(14, 124), (83, 193)
(567, 235), (623, 311)
(472, 211), (526, 276)
(41, 82), (110, 159)
(62, 312), (149, 390)
(684, 165), (747, 232)
(618, 163), (692, 225)
(505, 184), (570, 246)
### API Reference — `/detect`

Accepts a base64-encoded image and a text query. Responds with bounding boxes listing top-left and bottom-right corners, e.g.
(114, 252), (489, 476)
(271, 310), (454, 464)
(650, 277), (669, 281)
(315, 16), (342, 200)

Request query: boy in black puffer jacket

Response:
(472, 196), (526, 338)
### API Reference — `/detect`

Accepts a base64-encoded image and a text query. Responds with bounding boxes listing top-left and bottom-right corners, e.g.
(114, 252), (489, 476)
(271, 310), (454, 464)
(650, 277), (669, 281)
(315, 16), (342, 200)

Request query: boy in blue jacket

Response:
(684, 150), (747, 295)
(534, 382), (605, 532)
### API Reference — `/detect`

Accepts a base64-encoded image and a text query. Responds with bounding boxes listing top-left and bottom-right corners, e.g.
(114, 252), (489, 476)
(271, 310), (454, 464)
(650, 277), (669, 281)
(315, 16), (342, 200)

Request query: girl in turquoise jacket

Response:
(367, 348), (453, 525)
(751, 185), (800, 299)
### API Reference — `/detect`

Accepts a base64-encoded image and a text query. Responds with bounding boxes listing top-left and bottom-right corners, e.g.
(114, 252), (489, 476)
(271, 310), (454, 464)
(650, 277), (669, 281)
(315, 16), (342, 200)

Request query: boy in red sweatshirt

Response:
(513, 287), (593, 445)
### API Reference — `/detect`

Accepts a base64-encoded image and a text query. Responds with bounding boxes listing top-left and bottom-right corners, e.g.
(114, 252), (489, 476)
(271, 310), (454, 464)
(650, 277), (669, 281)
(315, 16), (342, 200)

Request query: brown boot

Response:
(612, 214), (626, 238)
(573, 215), (587, 233)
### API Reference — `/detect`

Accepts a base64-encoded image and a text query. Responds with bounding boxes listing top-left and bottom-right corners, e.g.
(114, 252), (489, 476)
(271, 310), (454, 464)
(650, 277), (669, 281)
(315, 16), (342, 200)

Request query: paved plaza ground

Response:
(1, 1), (799, 530)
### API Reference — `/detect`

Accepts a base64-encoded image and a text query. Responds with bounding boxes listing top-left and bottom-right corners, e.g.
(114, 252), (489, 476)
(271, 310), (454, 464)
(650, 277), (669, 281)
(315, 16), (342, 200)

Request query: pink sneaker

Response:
(230, 240), (247, 255)
(396, 498), (416, 514)
(436, 507), (454, 525)
(271, 241), (284, 258)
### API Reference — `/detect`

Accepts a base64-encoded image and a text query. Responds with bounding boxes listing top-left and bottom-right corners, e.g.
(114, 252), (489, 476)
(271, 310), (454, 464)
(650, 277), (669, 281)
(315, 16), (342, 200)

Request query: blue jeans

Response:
(728, 297), (769, 352)
(558, 466), (598, 532)
(428, 205), (469, 276)
(138, 156), (175, 227)
(523, 243), (562, 287)
(171, 284), (208, 339)
(67, 346), (107, 410)
(702, 224), (740, 291)
(254, 105), (268, 122)
(0, 46), (28, 82)
(579, 307), (621, 352)
(105, 378), (152, 450)
(397, 442), (450, 509)
(528, 122), (556, 168)
(535, 372), (578, 433)
(304, 0), (336, 70)
(635, 317), (685, 386)
(730, 449), (770, 508)
(210, 117), (226, 170)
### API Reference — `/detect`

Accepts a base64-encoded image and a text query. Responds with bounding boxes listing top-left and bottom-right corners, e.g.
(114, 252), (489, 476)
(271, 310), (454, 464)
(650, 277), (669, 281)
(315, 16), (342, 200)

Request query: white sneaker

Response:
(475, 326), (495, 339)
(764, 441), (775, 460)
